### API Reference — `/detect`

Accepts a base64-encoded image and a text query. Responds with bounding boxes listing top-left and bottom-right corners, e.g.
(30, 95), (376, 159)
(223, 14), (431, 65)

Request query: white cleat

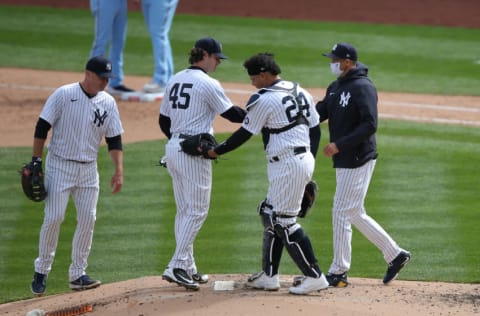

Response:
(246, 271), (280, 291)
(289, 273), (329, 295)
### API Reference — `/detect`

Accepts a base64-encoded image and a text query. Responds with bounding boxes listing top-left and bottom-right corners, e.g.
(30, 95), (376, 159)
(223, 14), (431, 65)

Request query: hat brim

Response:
(322, 52), (340, 59)
(97, 72), (116, 78)
(214, 53), (228, 60)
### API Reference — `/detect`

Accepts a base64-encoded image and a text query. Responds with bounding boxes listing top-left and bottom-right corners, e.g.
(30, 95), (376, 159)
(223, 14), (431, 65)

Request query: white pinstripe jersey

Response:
(160, 68), (233, 135)
(40, 82), (124, 162)
(242, 80), (319, 157)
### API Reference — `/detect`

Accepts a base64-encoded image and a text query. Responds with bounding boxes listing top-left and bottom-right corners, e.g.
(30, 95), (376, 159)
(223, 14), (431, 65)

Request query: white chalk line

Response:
(1, 83), (479, 126)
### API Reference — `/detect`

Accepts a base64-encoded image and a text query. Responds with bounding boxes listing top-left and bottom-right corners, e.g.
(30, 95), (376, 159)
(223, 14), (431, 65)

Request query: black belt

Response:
(269, 146), (307, 163)
(179, 134), (191, 139)
(66, 159), (90, 164)
(275, 214), (296, 219)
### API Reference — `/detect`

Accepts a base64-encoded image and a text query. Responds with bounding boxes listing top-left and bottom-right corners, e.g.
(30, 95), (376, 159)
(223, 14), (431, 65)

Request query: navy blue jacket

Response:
(316, 62), (378, 168)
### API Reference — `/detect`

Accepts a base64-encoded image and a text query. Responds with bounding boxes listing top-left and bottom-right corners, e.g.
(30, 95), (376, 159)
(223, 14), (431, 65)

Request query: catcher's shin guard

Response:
(262, 227), (284, 276)
(274, 224), (322, 278)
(259, 201), (284, 276)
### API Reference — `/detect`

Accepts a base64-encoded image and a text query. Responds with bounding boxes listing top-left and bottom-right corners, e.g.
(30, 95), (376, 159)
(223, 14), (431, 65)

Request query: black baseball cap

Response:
(323, 43), (358, 61)
(243, 53), (281, 76)
(86, 56), (115, 78)
(195, 37), (228, 59)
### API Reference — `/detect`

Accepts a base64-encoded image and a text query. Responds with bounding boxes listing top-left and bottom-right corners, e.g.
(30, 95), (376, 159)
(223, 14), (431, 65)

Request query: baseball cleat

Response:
(69, 275), (101, 291)
(192, 273), (209, 284)
(292, 275), (305, 287)
(143, 82), (165, 94)
(31, 272), (47, 296)
(245, 271), (280, 291)
(325, 272), (349, 287)
(162, 267), (199, 291)
(289, 273), (329, 295)
(383, 251), (411, 284)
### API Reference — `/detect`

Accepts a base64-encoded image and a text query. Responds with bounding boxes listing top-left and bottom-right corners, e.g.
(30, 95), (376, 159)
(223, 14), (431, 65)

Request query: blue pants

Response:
(141, 0), (179, 87)
(89, 0), (128, 87)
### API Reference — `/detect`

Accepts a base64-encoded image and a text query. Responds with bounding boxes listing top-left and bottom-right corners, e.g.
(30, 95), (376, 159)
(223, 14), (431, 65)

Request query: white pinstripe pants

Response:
(266, 151), (314, 225)
(329, 159), (402, 274)
(165, 137), (211, 276)
(34, 154), (99, 282)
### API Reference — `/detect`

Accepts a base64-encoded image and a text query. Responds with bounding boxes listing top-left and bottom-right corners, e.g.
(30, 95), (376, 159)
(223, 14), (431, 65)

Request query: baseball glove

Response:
(20, 160), (47, 202)
(180, 133), (218, 159)
(298, 180), (318, 218)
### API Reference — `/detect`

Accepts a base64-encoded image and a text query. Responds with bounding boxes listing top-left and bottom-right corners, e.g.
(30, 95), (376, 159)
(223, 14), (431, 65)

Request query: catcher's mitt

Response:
(180, 133), (218, 159)
(20, 160), (47, 202)
(298, 180), (318, 218)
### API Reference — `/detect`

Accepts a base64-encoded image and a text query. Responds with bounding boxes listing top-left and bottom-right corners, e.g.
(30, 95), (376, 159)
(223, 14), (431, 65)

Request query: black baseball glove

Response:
(180, 133), (218, 159)
(20, 159), (47, 202)
(298, 180), (318, 218)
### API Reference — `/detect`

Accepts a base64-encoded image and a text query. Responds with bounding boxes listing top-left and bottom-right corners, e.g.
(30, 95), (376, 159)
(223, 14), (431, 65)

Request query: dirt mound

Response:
(1, 275), (479, 316)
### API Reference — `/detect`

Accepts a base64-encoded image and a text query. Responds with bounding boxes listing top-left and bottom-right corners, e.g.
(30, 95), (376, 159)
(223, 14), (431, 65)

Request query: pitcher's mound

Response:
(1, 274), (479, 316)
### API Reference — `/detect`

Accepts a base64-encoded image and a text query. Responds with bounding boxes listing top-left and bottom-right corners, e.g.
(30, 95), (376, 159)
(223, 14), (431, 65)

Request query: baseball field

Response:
(0, 1), (479, 315)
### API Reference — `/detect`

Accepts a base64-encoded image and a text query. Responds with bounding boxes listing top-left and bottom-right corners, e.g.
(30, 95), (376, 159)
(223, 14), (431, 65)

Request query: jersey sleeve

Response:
(241, 98), (270, 135)
(105, 101), (124, 138)
(39, 87), (64, 125)
(302, 88), (320, 128)
(206, 78), (234, 115)
(159, 89), (170, 117)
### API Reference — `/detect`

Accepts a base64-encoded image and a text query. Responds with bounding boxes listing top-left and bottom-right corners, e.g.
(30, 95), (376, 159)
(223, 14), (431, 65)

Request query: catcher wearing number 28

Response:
(201, 52), (326, 295)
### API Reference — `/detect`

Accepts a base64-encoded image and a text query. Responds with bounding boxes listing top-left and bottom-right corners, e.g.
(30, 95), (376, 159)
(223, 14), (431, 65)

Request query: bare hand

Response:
(110, 172), (123, 194)
(323, 143), (339, 157)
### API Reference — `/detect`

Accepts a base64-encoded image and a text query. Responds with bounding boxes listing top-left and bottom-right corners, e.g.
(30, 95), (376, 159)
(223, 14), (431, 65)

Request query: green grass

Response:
(0, 5), (479, 95)
(1, 121), (480, 303)
(1, 4), (480, 304)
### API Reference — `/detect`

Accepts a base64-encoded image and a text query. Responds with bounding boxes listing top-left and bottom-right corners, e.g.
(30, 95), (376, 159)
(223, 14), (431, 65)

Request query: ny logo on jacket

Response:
(339, 91), (351, 107)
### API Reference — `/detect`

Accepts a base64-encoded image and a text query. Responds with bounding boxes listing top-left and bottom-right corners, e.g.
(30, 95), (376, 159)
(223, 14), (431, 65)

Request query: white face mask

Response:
(330, 62), (343, 77)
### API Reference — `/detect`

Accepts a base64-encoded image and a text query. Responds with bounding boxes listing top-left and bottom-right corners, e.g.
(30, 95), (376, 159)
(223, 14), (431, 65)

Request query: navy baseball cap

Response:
(323, 43), (358, 61)
(195, 37), (228, 59)
(86, 56), (115, 78)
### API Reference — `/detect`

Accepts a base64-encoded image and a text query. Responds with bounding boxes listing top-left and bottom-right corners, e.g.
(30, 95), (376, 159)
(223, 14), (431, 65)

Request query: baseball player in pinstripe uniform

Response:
(316, 43), (411, 287)
(205, 53), (329, 295)
(159, 37), (246, 290)
(30, 56), (124, 296)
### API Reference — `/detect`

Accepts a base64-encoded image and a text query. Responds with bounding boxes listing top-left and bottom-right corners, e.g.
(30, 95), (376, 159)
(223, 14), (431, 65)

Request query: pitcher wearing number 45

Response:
(316, 42), (411, 287)
(158, 37), (246, 290)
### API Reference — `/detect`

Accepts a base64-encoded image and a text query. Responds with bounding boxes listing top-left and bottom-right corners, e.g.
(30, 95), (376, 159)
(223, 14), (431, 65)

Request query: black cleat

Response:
(326, 272), (349, 287)
(162, 267), (199, 290)
(69, 275), (101, 291)
(383, 251), (411, 284)
(31, 272), (47, 296)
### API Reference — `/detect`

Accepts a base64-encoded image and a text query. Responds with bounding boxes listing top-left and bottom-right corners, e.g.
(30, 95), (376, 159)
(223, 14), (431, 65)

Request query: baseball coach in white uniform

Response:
(30, 56), (124, 296)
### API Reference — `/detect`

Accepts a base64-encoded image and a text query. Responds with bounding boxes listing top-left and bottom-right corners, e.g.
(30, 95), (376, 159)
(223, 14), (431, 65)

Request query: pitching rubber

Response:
(213, 280), (235, 291)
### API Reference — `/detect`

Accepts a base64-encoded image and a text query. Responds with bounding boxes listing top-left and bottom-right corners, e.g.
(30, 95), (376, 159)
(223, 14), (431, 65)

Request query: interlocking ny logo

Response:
(339, 91), (351, 108)
(93, 109), (108, 127)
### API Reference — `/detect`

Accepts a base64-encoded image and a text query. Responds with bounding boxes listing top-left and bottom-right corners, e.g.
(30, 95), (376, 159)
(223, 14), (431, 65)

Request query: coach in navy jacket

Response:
(316, 43), (378, 169)
(315, 42), (411, 288)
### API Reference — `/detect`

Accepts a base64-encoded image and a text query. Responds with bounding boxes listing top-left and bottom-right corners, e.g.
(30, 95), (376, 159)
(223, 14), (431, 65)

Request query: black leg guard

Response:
(259, 202), (284, 276)
(262, 227), (284, 276)
(274, 224), (322, 278)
